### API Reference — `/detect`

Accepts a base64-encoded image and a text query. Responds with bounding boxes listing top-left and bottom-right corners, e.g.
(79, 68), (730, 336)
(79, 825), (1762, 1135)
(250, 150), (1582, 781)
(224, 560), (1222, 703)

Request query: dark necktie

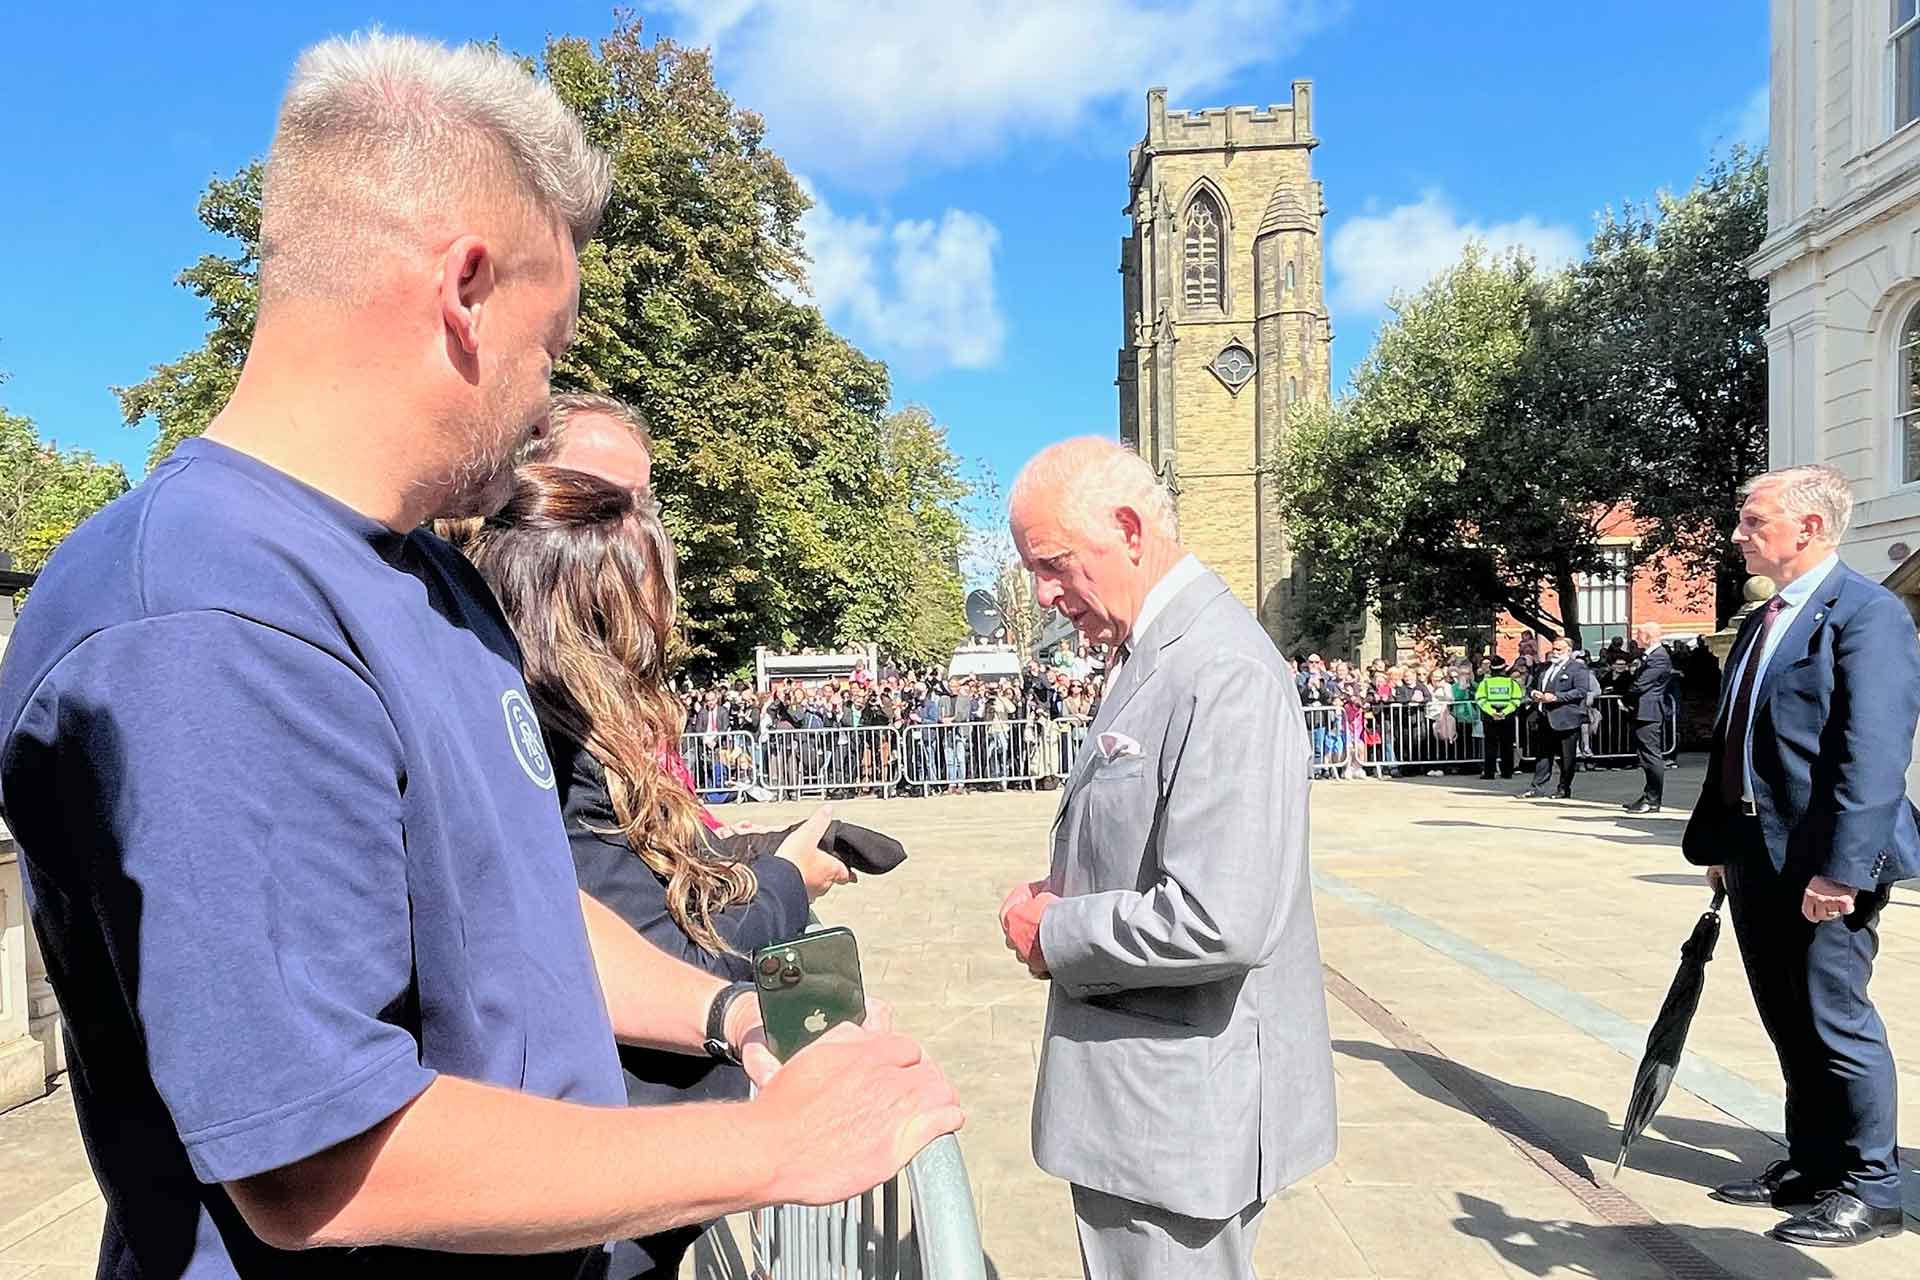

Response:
(1719, 596), (1786, 806)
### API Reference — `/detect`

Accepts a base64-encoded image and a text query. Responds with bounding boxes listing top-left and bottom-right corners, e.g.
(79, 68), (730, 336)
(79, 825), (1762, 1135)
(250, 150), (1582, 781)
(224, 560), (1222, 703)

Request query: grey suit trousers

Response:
(1071, 1185), (1266, 1280)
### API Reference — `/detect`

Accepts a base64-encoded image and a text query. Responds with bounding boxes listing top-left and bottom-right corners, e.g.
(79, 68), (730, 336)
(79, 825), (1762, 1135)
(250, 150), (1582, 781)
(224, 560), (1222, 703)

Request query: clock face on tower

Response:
(1210, 341), (1257, 394)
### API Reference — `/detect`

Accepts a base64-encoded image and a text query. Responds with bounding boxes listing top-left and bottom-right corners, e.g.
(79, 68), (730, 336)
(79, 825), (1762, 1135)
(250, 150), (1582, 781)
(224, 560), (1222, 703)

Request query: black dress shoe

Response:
(1768, 1193), (1905, 1247)
(1623, 799), (1661, 814)
(1711, 1159), (1822, 1208)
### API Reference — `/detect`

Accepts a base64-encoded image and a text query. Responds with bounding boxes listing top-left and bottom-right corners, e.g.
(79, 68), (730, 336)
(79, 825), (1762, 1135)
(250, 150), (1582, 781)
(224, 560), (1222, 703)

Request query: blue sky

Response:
(0, 2), (1765, 494)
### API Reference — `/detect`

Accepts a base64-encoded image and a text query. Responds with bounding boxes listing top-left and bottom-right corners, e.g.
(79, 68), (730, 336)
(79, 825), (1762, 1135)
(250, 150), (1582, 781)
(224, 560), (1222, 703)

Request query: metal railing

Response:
(896, 720), (1057, 791)
(716, 1135), (985, 1280)
(759, 725), (905, 798)
(686, 700), (1676, 792)
(1302, 695), (1676, 778)
(680, 731), (760, 798)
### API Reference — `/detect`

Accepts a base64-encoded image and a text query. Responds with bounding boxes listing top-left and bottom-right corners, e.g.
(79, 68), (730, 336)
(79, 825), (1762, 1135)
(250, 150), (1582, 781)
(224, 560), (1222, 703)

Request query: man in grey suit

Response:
(997, 438), (1336, 1279)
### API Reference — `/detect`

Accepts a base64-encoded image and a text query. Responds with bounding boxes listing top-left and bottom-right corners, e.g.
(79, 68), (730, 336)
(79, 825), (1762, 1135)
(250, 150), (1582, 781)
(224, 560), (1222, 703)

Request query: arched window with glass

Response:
(1900, 302), (1920, 485)
(1285, 260), (1297, 292)
(1183, 193), (1223, 309)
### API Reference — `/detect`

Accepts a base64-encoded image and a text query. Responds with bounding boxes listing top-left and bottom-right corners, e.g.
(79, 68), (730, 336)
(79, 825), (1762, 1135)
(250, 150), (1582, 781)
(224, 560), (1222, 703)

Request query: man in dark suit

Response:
(1519, 637), (1598, 798)
(1683, 464), (1920, 1248)
(1622, 621), (1675, 813)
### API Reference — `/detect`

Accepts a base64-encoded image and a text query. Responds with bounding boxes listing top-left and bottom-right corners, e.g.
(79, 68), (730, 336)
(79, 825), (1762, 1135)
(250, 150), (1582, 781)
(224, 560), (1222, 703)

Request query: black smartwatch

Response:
(703, 980), (756, 1065)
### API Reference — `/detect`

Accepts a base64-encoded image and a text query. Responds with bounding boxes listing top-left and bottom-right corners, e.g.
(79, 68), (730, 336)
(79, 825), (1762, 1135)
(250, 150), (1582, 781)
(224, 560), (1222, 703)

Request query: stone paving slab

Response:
(3, 762), (1918, 1278)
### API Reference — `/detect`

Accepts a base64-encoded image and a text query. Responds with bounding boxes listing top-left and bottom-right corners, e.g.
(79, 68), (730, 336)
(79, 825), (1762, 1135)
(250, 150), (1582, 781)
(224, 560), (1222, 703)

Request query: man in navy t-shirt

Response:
(0, 32), (958, 1278)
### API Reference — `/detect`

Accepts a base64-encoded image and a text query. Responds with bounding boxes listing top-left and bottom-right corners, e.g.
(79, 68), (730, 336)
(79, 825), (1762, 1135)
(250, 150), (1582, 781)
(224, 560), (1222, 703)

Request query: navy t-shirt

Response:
(0, 439), (626, 1277)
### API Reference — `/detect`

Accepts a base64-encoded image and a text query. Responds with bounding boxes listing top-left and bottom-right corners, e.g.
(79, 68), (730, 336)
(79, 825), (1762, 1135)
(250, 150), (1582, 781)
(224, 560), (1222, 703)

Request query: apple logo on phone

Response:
(804, 1009), (828, 1034)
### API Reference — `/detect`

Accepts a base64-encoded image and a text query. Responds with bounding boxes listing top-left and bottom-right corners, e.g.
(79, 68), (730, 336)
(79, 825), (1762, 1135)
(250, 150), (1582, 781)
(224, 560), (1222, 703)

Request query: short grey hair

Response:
(1011, 437), (1179, 540)
(260, 30), (612, 303)
(525, 392), (653, 463)
(1739, 463), (1854, 543)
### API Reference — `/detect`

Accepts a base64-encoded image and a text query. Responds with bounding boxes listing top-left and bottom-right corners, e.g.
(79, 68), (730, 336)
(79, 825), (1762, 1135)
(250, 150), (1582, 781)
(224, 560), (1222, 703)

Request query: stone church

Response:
(1117, 84), (1331, 649)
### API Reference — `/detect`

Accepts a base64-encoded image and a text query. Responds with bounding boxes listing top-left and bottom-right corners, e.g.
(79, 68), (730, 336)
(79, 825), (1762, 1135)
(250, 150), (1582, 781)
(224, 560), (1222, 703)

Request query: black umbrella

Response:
(1614, 889), (1727, 1176)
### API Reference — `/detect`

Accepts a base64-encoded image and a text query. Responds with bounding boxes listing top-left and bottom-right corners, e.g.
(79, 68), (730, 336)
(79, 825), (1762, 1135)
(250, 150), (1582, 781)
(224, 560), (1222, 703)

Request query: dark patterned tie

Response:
(1719, 596), (1786, 807)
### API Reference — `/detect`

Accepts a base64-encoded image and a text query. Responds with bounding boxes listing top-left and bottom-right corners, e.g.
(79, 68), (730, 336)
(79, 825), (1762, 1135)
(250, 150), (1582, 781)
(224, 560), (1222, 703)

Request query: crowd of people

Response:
(5, 30), (1911, 1280)
(673, 656), (1109, 799)
(676, 629), (1706, 802)
(1284, 636), (1698, 781)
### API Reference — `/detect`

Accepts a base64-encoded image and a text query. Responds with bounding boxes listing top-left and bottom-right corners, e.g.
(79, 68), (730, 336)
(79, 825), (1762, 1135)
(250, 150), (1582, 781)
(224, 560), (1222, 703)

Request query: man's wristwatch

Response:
(703, 980), (756, 1065)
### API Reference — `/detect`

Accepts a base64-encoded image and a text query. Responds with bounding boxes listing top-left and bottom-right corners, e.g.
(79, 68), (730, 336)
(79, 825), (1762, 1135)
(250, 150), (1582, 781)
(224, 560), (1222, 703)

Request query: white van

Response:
(947, 644), (1023, 684)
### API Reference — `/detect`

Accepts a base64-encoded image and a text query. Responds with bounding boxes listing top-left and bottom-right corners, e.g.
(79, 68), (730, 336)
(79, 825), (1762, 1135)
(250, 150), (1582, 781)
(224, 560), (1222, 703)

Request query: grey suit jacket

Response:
(1032, 568), (1337, 1220)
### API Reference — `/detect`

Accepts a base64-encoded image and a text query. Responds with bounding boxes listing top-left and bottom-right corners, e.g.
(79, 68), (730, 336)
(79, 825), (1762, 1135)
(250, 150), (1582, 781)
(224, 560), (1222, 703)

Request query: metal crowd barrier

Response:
(680, 731), (760, 797)
(1513, 694), (1677, 764)
(1300, 695), (1677, 778)
(897, 719), (1058, 792)
(709, 1135), (984, 1280)
(759, 725), (905, 798)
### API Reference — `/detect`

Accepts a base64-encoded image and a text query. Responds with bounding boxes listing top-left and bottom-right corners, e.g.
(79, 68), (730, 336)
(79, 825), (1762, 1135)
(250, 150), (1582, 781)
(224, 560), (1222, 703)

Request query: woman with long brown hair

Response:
(453, 465), (850, 1279)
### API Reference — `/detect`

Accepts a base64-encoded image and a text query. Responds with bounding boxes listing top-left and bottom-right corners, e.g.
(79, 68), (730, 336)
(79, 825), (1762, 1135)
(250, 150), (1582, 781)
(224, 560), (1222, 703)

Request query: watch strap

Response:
(703, 980), (755, 1065)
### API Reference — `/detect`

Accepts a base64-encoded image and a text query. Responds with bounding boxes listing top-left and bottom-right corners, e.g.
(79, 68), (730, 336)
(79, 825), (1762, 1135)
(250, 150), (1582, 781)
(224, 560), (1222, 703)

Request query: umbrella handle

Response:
(1710, 888), (1726, 912)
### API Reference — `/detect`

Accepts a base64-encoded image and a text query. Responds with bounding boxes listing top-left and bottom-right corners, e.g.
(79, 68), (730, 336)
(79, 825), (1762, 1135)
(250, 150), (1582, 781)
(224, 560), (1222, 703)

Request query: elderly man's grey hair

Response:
(259, 31), (612, 307)
(1739, 463), (1855, 543)
(1011, 437), (1179, 541)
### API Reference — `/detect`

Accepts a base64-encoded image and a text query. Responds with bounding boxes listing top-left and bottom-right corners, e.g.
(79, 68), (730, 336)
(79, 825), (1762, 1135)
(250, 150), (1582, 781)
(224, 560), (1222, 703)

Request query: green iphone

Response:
(752, 926), (867, 1062)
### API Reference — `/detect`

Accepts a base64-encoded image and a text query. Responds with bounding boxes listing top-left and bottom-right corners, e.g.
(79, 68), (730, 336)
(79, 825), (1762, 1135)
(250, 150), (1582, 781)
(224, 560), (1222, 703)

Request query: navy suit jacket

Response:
(1624, 645), (1674, 723)
(1530, 658), (1599, 732)
(1682, 561), (1920, 887)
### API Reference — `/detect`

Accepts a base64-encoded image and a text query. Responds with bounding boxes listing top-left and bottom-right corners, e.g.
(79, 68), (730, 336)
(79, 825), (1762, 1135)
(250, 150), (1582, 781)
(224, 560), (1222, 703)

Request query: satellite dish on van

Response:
(964, 589), (1002, 637)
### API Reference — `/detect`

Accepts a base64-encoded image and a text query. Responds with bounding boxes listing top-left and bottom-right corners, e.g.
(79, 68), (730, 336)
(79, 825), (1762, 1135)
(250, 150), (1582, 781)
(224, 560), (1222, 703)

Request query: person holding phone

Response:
(454, 466), (857, 1278)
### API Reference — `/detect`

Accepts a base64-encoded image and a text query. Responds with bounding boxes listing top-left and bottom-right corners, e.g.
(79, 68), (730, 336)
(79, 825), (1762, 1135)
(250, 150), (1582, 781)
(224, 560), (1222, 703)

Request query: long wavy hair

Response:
(452, 465), (757, 955)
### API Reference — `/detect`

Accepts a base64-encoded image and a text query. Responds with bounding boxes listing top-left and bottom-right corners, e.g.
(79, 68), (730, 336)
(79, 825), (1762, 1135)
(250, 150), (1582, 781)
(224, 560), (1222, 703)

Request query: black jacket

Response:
(548, 734), (811, 1107)
(1623, 644), (1674, 723)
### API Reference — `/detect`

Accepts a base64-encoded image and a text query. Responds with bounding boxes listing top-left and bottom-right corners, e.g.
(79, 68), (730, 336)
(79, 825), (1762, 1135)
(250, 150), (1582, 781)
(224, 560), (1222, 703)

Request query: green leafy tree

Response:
(0, 405), (130, 573)
(1566, 148), (1768, 623)
(1274, 249), (1620, 649)
(115, 18), (969, 669)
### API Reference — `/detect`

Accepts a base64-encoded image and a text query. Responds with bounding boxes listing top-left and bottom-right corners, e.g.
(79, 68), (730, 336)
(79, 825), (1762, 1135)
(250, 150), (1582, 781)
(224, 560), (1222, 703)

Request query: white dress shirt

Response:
(1110, 554), (1206, 679)
(1720, 550), (1839, 801)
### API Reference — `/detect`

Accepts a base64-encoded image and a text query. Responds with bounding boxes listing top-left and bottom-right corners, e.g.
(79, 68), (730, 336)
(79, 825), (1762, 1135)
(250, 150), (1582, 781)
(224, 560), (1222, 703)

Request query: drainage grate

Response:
(1323, 964), (1748, 1280)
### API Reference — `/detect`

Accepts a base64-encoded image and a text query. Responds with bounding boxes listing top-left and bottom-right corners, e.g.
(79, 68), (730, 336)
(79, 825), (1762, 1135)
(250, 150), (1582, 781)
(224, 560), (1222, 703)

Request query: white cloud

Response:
(1327, 191), (1582, 316)
(795, 181), (1006, 370)
(659, 0), (1335, 179)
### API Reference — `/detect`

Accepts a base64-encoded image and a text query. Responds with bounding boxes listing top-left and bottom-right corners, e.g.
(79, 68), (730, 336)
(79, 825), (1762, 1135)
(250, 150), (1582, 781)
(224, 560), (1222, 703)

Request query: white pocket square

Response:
(1098, 731), (1143, 760)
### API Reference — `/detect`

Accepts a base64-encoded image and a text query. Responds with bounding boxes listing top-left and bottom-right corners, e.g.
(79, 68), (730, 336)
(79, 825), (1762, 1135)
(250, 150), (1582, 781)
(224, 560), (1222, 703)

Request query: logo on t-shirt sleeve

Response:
(501, 689), (556, 790)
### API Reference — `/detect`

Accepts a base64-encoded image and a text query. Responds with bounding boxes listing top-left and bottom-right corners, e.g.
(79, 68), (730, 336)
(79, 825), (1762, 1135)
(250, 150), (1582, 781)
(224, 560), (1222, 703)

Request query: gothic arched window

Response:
(1183, 192), (1223, 309)
(1285, 260), (1297, 292)
(1286, 377), (1299, 404)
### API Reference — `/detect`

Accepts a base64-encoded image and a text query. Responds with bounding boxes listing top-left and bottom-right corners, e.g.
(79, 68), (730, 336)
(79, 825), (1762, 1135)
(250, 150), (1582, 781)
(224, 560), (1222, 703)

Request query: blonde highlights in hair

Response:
(454, 465), (755, 955)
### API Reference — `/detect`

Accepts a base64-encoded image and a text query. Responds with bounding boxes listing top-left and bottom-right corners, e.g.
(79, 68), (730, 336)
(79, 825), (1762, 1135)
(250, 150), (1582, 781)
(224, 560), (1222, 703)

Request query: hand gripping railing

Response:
(687, 1134), (983, 1279)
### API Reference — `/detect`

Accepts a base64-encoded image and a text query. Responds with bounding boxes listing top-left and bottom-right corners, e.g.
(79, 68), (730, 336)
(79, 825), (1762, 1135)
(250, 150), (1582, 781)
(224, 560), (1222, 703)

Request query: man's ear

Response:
(1114, 506), (1144, 559)
(440, 235), (496, 365)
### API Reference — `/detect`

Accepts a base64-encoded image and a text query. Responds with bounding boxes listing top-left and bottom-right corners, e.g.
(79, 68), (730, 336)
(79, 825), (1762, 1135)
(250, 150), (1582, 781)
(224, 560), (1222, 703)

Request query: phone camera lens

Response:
(758, 954), (781, 976)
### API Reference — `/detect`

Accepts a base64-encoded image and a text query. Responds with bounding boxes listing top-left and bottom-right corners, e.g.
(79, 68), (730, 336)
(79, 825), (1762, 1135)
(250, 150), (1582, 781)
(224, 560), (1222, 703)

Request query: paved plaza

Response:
(2, 760), (1917, 1278)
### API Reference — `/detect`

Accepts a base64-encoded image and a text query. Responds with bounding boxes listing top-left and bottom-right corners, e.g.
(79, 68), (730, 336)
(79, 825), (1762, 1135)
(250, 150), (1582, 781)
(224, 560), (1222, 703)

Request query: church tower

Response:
(1117, 84), (1331, 648)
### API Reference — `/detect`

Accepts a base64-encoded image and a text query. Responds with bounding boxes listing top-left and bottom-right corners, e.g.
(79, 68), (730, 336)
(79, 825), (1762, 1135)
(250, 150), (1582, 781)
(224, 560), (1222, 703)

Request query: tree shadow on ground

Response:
(1336, 1040), (1920, 1272)
(1632, 872), (1920, 905)
(1334, 1039), (1762, 1190)
(1412, 818), (1678, 847)
(1449, 1191), (1836, 1279)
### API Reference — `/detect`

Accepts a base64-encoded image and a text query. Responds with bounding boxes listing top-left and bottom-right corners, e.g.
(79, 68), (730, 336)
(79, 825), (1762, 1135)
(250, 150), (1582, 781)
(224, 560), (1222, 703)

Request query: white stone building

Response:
(1754, 0), (1920, 793)
(1754, 0), (1920, 613)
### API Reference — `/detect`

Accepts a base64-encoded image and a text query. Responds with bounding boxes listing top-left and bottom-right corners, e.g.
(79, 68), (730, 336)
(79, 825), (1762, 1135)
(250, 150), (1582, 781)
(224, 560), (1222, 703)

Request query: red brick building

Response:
(1490, 507), (1715, 661)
